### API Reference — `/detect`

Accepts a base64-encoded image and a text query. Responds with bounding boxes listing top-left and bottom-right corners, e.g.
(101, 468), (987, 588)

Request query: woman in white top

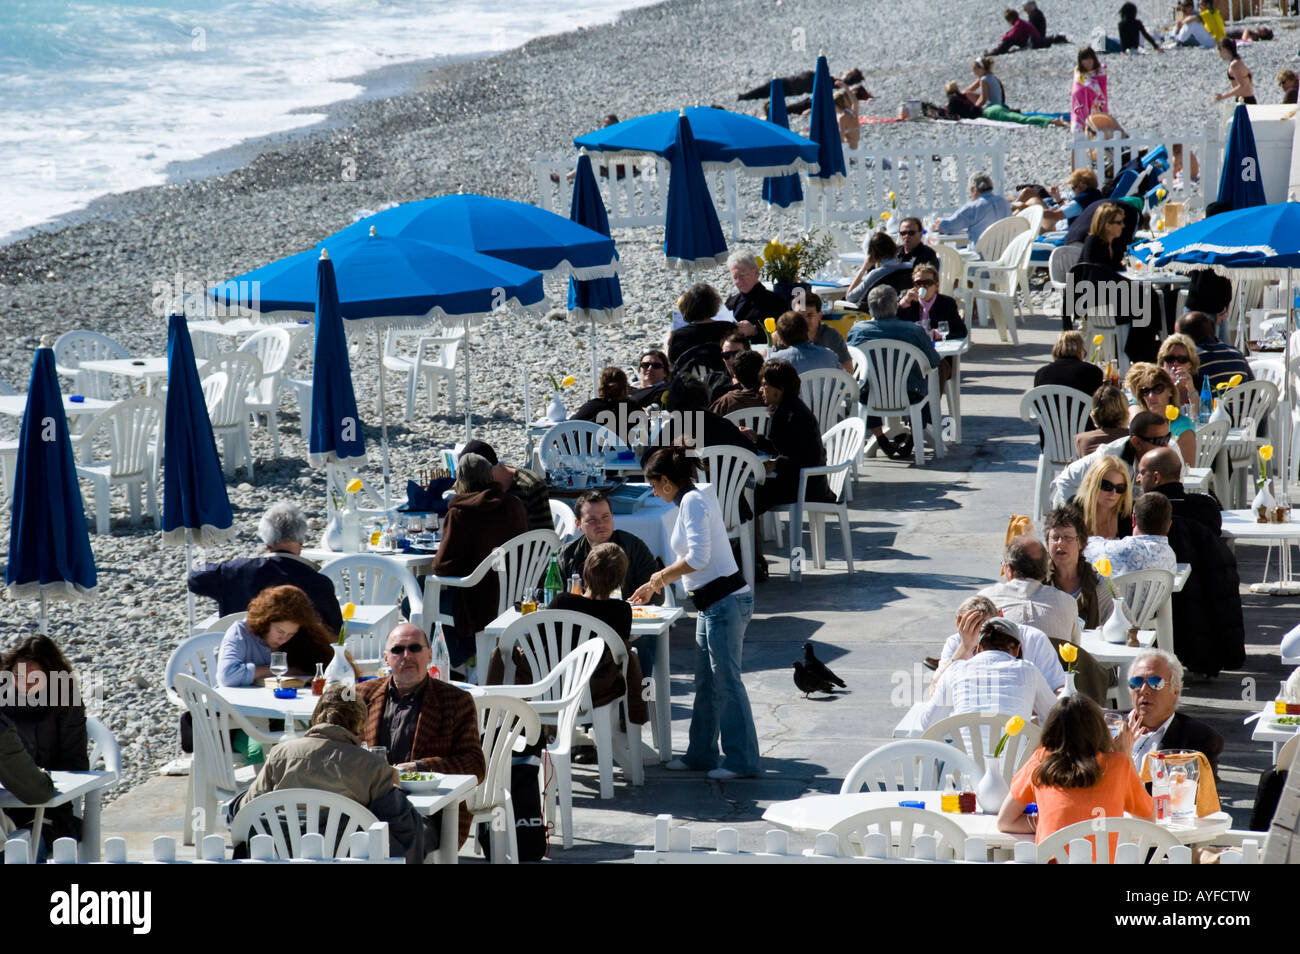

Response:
(631, 446), (758, 778)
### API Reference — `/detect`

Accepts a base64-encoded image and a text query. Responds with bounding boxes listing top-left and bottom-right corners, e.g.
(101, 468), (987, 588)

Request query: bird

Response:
(794, 642), (846, 698)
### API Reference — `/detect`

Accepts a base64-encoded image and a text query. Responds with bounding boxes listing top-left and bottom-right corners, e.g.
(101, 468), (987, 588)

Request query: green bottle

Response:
(543, 555), (563, 605)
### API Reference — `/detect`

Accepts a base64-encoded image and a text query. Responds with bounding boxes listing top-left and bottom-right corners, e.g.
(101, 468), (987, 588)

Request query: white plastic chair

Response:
(75, 395), (165, 534)
(1112, 568), (1176, 657)
(967, 229), (1032, 344)
(845, 345), (868, 386)
(320, 554), (426, 641)
(1019, 385), (1093, 523)
(422, 528), (560, 677)
(238, 327), (293, 457)
(467, 693), (542, 864)
(959, 215), (1029, 317)
(485, 638), (603, 849)
(921, 712), (1042, 783)
(550, 499), (577, 541)
(193, 610), (246, 638)
(1013, 205), (1045, 315)
(829, 806), (972, 860)
(723, 406), (771, 439)
(1185, 417), (1229, 496)
(201, 351), (262, 480)
(799, 368), (859, 435)
(840, 739), (981, 794)
(932, 243), (966, 301)
(858, 339), (942, 466)
(173, 673), (287, 852)
(1220, 379), (1279, 506)
(1047, 243), (1082, 298)
(538, 421), (625, 475)
(382, 327), (463, 420)
(1037, 816), (1183, 864)
(767, 417), (865, 575)
(1074, 276), (1128, 373)
(54, 330), (130, 400)
(230, 788), (379, 860)
(695, 446), (763, 590)
(165, 631), (226, 708)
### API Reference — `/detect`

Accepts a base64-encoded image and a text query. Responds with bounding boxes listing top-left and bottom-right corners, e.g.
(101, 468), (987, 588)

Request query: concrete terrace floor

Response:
(103, 310), (1294, 862)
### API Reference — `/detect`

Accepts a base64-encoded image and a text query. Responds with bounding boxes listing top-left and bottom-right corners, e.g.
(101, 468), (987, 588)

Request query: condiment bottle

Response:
(958, 773), (977, 814)
(311, 662), (326, 696)
(1150, 754), (1170, 823)
(569, 573), (583, 595)
(940, 774), (960, 813)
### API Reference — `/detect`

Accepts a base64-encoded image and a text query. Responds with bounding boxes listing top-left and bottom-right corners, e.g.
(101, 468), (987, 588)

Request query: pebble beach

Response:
(1, 0), (1297, 802)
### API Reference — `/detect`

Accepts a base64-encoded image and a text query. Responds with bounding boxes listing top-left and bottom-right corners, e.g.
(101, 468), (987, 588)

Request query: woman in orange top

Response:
(997, 694), (1153, 843)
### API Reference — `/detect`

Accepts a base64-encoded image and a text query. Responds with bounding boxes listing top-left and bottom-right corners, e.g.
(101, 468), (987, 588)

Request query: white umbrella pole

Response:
(589, 317), (598, 393)
(185, 530), (196, 636)
(39, 593), (47, 635)
(463, 315), (473, 443)
(376, 328), (392, 509)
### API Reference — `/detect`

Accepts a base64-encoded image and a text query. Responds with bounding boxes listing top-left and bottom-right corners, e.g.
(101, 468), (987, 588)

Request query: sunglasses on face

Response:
(722, 351), (743, 360)
(1139, 384), (1168, 397)
(1162, 354), (1191, 365)
(1139, 432), (1171, 446)
(914, 279), (936, 287)
(388, 643), (428, 656)
(1099, 478), (1127, 494)
(640, 362), (664, 370)
(1128, 675), (1168, 691)
(899, 229), (919, 236)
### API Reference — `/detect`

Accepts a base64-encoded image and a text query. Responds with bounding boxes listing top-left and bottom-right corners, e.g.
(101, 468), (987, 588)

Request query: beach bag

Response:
(477, 754), (546, 862)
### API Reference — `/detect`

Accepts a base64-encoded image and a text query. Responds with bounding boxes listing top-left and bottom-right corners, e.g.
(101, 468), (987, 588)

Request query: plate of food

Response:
(631, 606), (663, 619)
(399, 770), (444, 792)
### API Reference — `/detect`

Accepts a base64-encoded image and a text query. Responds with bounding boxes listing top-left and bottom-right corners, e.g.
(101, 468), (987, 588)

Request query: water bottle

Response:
(429, 629), (450, 683)
(1198, 377), (1212, 425)
(340, 491), (361, 553)
(543, 554), (563, 605)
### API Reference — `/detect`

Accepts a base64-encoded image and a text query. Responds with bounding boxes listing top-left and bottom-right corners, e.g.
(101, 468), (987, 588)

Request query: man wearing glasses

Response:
(1050, 410), (1170, 507)
(895, 217), (940, 272)
(359, 623), (487, 847)
(1126, 649), (1223, 774)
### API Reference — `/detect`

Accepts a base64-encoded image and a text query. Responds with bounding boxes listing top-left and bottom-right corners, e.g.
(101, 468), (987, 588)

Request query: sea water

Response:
(1, 0), (653, 243)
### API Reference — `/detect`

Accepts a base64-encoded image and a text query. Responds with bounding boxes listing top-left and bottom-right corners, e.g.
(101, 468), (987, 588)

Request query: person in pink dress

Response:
(1070, 47), (1108, 133)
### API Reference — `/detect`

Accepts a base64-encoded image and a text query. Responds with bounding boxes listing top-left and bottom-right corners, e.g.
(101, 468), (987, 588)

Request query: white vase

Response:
(323, 644), (355, 690)
(976, 755), (1009, 813)
(546, 394), (567, 422)
(1253, 480), (1277, 523)
(1060, 671), (1077, 697)
(1101, 596), (1130, 644)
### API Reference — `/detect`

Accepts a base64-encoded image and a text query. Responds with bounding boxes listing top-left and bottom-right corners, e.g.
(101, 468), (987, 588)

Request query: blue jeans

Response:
(684, 591), (758, 775)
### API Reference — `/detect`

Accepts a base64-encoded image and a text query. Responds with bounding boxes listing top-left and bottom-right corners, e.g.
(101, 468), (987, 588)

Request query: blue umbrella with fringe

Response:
(763, 76), (803, 208)
(566, 151), (624, 389)
(6, 345), (97, 632)
(664, 110), (728, 270)
(1217, 103), (1267, 212)
(807, 54), (846, 189)
(162, 312), (233, 632)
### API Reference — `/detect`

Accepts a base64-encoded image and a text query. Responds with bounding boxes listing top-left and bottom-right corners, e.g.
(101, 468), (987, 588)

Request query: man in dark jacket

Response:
(188, 502), (343, 633)
(725, 250), (785, 345)
(460, 439), (551, 533)
(558, 491), (662, 604)
(1137, 447), (1222, 534)
(1165, 513), (1245, 677)
(0, 711), (54, 845)
(1126, 648), (1224, 775)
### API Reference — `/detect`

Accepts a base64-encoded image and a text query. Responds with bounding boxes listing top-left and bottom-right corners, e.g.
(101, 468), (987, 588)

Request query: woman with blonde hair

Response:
(1156, 333), (1201, 410)
(1073, 454), (1133, 541)
(1074, 384), (1130, 457)
(1125, 362), (1195, 465)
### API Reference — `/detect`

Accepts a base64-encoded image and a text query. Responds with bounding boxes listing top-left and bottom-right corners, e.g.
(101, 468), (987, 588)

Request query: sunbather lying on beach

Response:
(737, 67), (864, 100)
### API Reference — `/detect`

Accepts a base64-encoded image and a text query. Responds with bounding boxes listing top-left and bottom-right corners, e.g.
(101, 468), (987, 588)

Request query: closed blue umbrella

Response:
(6, 347), (97, 631)
(763, 77), (803, 208)
(807, 55), (846, 188)
(1217, 104), (1267, 212)
(162, 313), (234, 633)
(664, 110), (728, 270)
(331, 193), (618, 280)
(309, 250), (366, 469)
(574, 106), (820, 174)
(566, 152), (625, 389)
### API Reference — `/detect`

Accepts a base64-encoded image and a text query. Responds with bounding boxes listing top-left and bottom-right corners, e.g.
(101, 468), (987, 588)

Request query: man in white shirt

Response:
(919, 618), (1060, 731)
(979, 535), (1082, 644)
(932, 595), (1065, 691)
(1085, 492), (1178, 576)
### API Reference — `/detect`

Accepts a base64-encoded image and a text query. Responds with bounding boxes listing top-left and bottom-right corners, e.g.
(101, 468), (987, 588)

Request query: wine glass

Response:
(937, 320), (950, 341)
(270, 652), (288, 690)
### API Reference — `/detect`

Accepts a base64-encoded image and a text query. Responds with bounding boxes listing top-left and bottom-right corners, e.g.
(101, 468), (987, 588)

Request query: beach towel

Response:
(981, 104), (1060, 128)
(1070, 66), (1108, 132)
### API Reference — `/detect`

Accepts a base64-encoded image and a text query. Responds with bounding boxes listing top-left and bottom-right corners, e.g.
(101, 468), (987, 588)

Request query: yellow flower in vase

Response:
(993, 714), (1026, 757)
(1164, 405), (1180, 422)
(338, 601), (356, 646)
(345, 478), (363, 494)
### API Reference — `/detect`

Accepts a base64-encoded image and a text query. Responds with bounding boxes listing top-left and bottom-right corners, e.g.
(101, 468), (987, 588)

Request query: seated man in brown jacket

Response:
(360, 623), (487, 848)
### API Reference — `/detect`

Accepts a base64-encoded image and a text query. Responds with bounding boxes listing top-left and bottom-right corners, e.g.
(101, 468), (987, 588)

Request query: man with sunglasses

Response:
(359, 623), (487, 847)
(1126, 649), (1223, 774)
(1050, 410), (1170, 508)
(1135, 446), (1221, 534)
(895, 217), (939, 272)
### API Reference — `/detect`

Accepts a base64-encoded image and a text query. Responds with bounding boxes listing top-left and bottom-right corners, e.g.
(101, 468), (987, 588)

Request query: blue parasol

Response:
(6, 346), (97, 631)
(1144, 202), (1300, 277)
(807, 55), (846, 189)
(566, 152), (625, 389)
(762, 77), (803, 209)
(664, 110), (728, 270)
(1216, 104), (1267, 212)
(574, 106), (820, 174)
(309, 250), (367, 469)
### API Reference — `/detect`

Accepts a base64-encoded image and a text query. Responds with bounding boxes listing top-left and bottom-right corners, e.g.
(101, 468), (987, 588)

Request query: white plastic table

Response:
(301, 546), (440, 575)
(483, 604), (684, 764)
(0, 769), (118, 862)
(405, 773), (479, 864)
(763, 789), (1232, 848)
(76, 356), (206, 395)
(1219, 509), (1300, 591)
(0, 394), (116, 419)
(936, 336), (971, 443)
(1247, 705), (1299, 760)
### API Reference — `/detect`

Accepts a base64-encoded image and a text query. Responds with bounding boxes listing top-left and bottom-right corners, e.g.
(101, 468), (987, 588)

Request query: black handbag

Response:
(688, 570), (747, 613)
(477, 754), (547, 862)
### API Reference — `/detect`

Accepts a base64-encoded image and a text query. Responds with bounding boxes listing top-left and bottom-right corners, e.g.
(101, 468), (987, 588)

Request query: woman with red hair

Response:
(217, 585), (338, 687)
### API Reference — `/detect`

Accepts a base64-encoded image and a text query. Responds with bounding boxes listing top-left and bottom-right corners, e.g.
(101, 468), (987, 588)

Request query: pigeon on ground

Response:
(793, 642), (846, 698)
